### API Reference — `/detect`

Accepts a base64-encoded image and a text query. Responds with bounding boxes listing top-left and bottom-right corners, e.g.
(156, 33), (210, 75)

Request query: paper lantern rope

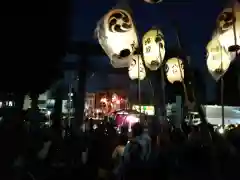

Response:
(155, 34), (164, 49)
(165, 62), (183, 75)
(129, 58), (145, 73)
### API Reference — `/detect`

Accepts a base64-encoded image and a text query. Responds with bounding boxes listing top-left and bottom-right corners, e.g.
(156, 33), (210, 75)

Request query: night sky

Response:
(71, 0), (224, 67)
(70, 0), (226, 98)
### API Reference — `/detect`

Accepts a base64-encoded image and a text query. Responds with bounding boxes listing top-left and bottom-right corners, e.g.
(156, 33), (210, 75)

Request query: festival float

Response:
(99, 93), (127, 116)
(109, 109), (141, 132)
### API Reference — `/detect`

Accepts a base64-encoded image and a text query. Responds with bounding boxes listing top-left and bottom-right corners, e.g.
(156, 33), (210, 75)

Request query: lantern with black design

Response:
(165, 57), (184, 84)
(95, 8), (138, 68)
(216, 1), (240, 59)
(142, 28), (165, 71)
(128, 54), (146, 80)
(206, 35), (231, 81)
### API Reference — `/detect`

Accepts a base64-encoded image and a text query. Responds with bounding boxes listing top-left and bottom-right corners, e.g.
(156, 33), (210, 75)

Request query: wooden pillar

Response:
(73, 55), (87, 135)
(52, 86), (63, 131)
(148, 71), (162, 135)
(153, 68), (166, 120)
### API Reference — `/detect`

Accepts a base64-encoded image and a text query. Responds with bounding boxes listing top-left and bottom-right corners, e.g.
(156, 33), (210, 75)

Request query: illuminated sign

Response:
(132, 105), (155, 115)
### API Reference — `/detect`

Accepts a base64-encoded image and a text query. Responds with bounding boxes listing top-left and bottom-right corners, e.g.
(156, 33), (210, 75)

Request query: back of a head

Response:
(132, 122), (143, 137)
(170, 128), (186, 144)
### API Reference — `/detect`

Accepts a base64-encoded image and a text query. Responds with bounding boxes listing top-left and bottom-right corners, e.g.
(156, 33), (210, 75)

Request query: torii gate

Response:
(65, 41), (128, 133)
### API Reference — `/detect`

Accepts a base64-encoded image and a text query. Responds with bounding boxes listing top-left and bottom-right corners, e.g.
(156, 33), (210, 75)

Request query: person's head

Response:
(132, 123), (143, 137)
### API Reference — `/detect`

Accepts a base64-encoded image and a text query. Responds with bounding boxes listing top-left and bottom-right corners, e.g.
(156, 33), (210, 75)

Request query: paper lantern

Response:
(95, 8), (138, 68)
(216, 1), (240, 59)
(142, 28), (165, 71)
(206, 36), (231, 81)
(144, 0), (163, 4)
(128, 54), (146, 80)
(165, 58), (184, 84)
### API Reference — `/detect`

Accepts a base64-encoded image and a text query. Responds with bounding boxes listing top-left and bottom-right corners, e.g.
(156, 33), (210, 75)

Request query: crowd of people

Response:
(90, 121), (240, 180)
(0, 109), (240, 180)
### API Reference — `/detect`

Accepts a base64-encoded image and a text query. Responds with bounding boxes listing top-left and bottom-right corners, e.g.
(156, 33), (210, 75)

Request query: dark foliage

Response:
(0, 0), (70, 94)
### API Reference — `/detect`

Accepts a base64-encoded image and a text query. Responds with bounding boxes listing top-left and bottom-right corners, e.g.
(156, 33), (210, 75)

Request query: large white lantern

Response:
(165, 57), (184, 84)
(128, 54), (146, 80)
(142, 28), (165, 71)
(216, 1), (240, 60)
(206, 35), (231, 81)
(95, 8), (138, 68)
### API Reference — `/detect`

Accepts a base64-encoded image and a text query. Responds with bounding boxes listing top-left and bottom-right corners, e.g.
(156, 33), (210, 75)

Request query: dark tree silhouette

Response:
(0, 2), (69, 108)
(0, 2), (70, 174)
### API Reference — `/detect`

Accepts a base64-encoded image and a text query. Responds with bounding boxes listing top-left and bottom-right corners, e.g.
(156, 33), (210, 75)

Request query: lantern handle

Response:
(220, 45), (225, 129)
(152, 26), (167, 121)
(115, 0), (132, 12)
(172, 20), (210, 136)
(172, 21), (190, 108)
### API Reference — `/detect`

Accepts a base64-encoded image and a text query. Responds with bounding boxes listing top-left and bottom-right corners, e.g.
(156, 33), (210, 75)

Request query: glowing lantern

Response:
(128, 54), (146, 80)
(206, 35), (231, 81)
(165, 57), (184, 84)
(216, 1), (240, 59)
(95, 8), (138, 68)
(144, 0), (163, 4)
(142, 28), (165, 71)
